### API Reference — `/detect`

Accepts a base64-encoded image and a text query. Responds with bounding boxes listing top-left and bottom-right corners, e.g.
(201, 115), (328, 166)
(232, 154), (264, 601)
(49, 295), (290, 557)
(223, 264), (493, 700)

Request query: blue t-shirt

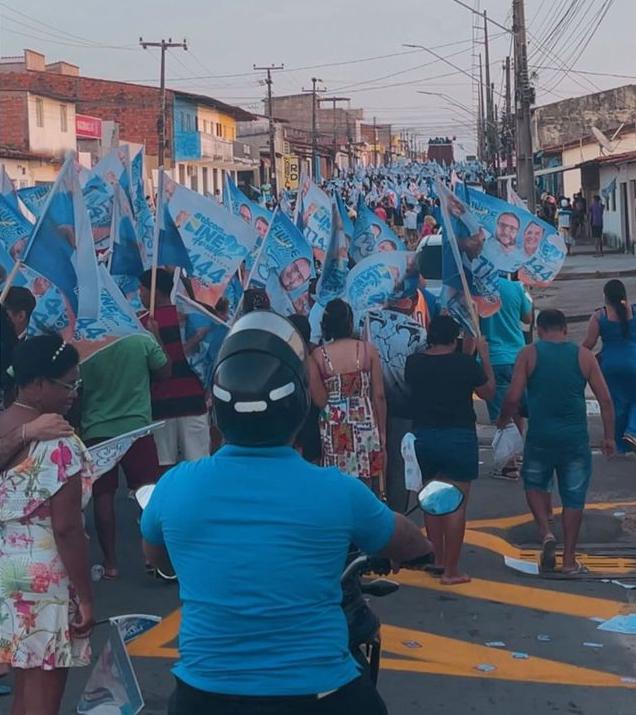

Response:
(141, 445), (395, 696)
(480, 278), (532, 366)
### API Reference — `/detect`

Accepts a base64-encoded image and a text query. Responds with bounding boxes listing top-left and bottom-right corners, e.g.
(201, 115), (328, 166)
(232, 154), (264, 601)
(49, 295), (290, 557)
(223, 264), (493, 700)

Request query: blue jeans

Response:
(521, 442), (592, 509)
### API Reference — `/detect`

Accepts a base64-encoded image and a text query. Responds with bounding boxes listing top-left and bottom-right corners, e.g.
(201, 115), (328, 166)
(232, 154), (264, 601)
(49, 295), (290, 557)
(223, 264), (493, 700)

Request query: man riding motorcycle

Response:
(141, 312), (433, 714)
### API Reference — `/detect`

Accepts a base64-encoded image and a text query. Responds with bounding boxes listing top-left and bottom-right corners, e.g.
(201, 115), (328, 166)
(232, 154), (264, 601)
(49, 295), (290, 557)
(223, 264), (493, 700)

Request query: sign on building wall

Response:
(76, 115), (103, 139)
(283, 155), (300, 189)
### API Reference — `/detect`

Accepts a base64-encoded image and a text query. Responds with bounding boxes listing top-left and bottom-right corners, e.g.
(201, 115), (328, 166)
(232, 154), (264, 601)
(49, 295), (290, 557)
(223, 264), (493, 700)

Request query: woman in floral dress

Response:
(0, 335), (94, 715)
(311, 299), (387, 495)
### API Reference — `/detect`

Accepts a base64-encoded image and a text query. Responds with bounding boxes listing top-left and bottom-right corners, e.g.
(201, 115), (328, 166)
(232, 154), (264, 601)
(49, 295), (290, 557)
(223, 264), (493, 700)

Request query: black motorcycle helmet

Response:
(212, 311), (310, 447)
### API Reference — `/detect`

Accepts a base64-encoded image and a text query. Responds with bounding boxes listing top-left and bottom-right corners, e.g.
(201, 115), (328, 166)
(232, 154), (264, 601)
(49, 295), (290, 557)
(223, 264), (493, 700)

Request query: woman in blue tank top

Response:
(583, 279), (636, 453)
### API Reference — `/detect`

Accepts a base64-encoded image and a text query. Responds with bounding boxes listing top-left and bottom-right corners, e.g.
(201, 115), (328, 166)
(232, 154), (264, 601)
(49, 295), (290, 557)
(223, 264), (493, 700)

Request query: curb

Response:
(556, 269), (636, 282)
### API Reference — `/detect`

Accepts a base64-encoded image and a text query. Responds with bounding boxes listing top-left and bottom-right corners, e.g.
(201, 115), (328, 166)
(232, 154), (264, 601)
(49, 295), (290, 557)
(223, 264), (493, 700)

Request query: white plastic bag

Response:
(492, 423), (524, 470)
(401, 432), (423, 492)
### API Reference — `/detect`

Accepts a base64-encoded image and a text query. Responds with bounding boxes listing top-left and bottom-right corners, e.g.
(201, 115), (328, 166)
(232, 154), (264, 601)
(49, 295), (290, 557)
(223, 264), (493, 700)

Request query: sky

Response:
(0, 0), (633, 155)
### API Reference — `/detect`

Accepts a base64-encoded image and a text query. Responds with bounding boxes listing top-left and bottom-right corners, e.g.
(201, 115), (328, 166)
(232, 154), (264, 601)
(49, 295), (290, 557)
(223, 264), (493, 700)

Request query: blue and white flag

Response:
(131, 148), (154, 267)
(22, 157), (100, 319)
(0, 242), (26, 289)
(93, 145), (133, 207)
(335, 191), (354, 240)
(157, 172), (258, 307)
(109, 184), (144, 278)
(82, 172), (114, 252)
(223, 174), (272, 273)
(350, 194), (405, 263)
(464, 185), (566, 282)
(0, 164), (20, 215)
(17, 184), (52, 219)
(0, 194), (33, 260)
(316, 200), (349, 306)
(175, 293), (230, 388)
(345, 250), (419, 316)
(295, 173), (332, 261)
(249, 208), (313, 315)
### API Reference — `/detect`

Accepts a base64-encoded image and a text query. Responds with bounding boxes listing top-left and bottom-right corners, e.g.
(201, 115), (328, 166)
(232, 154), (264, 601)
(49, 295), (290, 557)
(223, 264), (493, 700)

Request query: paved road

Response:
(44, 441), (636, 715)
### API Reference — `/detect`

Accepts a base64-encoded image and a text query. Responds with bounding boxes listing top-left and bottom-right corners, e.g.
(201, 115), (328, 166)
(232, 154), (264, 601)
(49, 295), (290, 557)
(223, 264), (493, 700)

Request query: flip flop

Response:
(425, 564), (445, 576)
(562, 561), (589, 576)
(540, 535), (557, 572)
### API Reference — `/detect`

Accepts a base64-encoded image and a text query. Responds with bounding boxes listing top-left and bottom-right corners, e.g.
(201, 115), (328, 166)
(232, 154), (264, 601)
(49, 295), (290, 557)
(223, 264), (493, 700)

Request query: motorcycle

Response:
(341, 480), (464, 684)
(135, 479), (464, 683)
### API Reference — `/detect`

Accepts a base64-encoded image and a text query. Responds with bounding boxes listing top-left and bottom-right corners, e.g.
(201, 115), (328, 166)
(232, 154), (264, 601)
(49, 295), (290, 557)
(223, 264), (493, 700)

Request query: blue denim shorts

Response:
(521, 442), (592, 509)
(414, 427), (479, 482)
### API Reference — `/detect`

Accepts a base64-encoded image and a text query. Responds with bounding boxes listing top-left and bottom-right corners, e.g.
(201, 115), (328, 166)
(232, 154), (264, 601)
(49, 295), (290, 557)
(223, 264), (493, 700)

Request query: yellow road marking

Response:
(463, 529), (636, 574)
(382, 626), (635, 688)
(468, 501), (636, 531)
(393, 570), (629, 619)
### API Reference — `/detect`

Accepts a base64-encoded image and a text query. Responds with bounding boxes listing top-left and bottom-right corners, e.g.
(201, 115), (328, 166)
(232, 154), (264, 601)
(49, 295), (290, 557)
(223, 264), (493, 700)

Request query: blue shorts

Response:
(486, 364), (527, 423)
(414, 427), (479, 482)
(521, 443), (592, 509)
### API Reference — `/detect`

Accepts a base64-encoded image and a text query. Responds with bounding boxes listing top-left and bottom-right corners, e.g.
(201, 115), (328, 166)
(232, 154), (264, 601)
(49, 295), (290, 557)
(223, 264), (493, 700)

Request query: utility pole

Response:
(140, 37), (187, 168)
(478, 54), (486, 163)
(321, 96), (350, 178)
(373, 116), (379, 167)
(254, 63), (284, 198)
(483, 11), (495, 167)
(302, 78), (326, 182)
(504, 55), (513, 172)
(513, 0), (536, 211)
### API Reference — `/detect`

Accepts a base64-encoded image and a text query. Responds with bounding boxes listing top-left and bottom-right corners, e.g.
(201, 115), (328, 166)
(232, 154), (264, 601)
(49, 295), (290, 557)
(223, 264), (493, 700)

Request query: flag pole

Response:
(0, 260), (22, 304)
(149, 168), (164, 318)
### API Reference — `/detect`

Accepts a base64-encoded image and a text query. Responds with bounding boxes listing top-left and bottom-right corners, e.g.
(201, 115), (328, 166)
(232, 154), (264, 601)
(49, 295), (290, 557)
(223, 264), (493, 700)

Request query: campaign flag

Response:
(249, 208), (313, 315)
(131, 148), (155, 267)
(17, 184), (52, 219)
(0, 194), (33, 260)
(0, 164), (20, 214)
(335, 191), (354, 240)
(295, 173), (332, 261)
(175, 293), (230, 388)
(223, 174), (272, 273)
(364, 309), (427, 414)
(464, 185), (566, 283)
(350, 194), (405, 263)
(81, 172), (114, 252)
(109, 184), (144, 277)
(88, 423), (165, 478)
(22, 157), (100, 319)
(221, 271), (244, 321)
(345, 250), (419, 316)
(507, 182), (527, 209)
(436, 180), (499, 335)
(93, 145), (133, 206)
(76, 623), (144, 715)
(157, 173), (258, 307)
(0, 241), (26, 289)
(108, 614), (162, 644)
(316, 200), (349, 306)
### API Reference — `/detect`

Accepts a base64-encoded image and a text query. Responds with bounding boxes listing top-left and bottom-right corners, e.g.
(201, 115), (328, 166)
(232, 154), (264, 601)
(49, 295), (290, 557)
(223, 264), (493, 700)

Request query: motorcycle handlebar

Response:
(341, 552), (434, 583)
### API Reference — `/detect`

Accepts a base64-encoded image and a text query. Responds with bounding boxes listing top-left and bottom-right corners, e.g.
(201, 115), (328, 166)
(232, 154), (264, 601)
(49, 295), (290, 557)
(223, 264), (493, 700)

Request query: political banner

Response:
(464, 185), (566, 282)
(82, 172), (114, 251)
(335, 191), (354, 241)
(88, 422), (166, 477)
(93, 145), (133, 207)
(131, 148), (154, 267)
(76, 623), (144, 715)
(316, 200), (349, 306)
(175, 293), (230, 388)
(437, 180), (498, 335)
(17, 184), (52, 219)
(350, 194), (405, 263)
(108, 614), (162, 644)
(157, 173), (258, 307)
(0, 164), (20, 214)
(345, 250), (419, 316)
(0, 242), (26, 289)
(364, 309), (427, 413)
(295, 173), (332, 261)
(0, 194), (33, 260)
(223, 175), (271, 273)
(22, 157), (100, 319)
(109, 184), (144, 278)
(249, 208), (312, 315)
(221, 271), (244, 321)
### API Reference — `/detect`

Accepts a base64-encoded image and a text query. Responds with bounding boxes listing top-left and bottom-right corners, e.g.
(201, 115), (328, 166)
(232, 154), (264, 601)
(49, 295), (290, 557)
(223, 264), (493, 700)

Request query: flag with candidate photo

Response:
(131, 147), (155, 267)
(350, 194), (405, 264)
(248, 208), (312, 316)
(295, 172), (332, 262)
(0, 194), (34, 261)
(17, 184), (52, 219)
(0, 164), (21, 215)
(109, 184), (144, 278)
(463, 185), (566, 283)
(316, 199), (349, 306)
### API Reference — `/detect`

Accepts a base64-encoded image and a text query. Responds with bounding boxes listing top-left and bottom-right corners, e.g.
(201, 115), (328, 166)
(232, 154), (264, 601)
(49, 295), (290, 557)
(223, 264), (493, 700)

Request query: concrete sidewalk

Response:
(557, 251), (636, 280)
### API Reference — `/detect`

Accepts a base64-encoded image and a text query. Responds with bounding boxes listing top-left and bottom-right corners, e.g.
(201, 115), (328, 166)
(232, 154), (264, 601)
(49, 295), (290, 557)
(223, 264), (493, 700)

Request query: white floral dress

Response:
(0, 435), (94, 670)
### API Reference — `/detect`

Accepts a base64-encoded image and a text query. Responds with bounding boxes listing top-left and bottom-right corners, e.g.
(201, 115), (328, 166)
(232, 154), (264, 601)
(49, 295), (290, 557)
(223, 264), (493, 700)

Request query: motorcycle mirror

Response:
(135, 484), (156, 511)
(417, 481), (464, 516)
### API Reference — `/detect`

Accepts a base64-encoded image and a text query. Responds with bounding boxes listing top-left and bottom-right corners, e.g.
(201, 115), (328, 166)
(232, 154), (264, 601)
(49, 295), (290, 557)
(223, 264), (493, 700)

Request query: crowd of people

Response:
(0, 157), (632, 714)
(539, 191), (606, 257)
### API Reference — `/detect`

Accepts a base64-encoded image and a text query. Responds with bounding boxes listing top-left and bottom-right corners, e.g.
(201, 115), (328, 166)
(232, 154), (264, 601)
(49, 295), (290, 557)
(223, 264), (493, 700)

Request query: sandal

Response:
(539, 535), (557, 572)
(562, 561), (589, 576)
(492, 465), (520, 481)
(425, 564), (445, 576)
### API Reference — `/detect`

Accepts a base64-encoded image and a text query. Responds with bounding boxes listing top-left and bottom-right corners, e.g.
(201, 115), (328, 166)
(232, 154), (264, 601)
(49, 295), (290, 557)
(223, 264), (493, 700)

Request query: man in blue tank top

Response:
(498, 309), (615, 575)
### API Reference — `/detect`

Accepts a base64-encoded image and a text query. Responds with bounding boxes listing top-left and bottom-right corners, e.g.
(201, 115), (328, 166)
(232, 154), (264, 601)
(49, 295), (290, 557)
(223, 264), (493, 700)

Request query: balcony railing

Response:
(200, 133), (234, 162)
